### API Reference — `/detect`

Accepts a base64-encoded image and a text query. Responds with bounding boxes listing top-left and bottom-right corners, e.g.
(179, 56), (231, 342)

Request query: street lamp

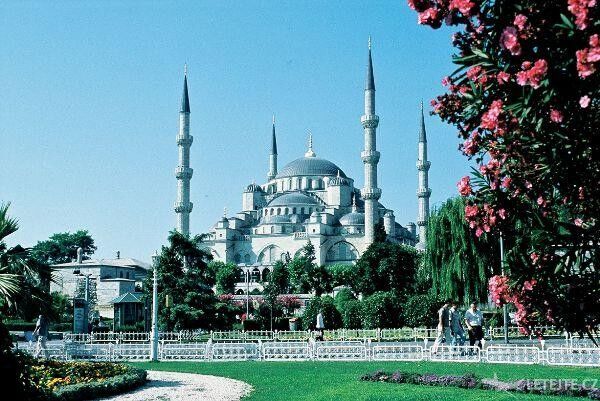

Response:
(500, 232), (509, 344)
(150, 251), (160, 362)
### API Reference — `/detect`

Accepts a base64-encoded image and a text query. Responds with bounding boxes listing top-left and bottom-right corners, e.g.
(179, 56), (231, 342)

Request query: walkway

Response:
(100, 370), (252, 401)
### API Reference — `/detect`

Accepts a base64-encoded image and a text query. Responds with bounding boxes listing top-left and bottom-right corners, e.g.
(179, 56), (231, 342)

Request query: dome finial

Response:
(368, 35), (372, 50)
(305, 132), (316, 157)
(223, 207), (227, 218)
(352, 193), (358, 212)
(184, 63), (188, 76)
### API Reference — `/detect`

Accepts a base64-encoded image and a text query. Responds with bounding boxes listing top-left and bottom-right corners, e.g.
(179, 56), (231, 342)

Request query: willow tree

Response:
(424, 197), (499, 303)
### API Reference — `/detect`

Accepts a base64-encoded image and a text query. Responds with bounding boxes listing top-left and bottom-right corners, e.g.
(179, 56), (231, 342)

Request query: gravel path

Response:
(99, 370), (252, 401)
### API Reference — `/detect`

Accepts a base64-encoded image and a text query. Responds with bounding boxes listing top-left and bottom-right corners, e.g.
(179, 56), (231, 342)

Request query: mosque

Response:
(172, 41), (432, 292)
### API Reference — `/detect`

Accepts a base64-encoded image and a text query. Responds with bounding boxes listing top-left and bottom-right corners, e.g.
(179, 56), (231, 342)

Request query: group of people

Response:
(432, 300), (484, 353)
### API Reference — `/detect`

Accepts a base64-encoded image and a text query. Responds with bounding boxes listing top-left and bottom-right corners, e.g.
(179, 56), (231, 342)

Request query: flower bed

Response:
(360, 370), (600, 399)
(18, 352), (147, 400)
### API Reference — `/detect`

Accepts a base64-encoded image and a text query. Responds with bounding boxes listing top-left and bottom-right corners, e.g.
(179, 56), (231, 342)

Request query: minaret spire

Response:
(305, 132), (316, 157)
(360, 37), (381, 246)
(417, 100), (431, 249)
(268, 114), (278, 180)
(175, 66), (193, 235)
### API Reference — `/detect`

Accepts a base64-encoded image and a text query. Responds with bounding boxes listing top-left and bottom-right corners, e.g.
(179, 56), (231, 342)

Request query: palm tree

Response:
(0, 203), (52, 316)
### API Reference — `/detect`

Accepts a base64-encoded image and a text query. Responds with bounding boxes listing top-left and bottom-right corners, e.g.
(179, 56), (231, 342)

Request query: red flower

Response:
(464, 204), (478, 218)
(457, 176), (472, 196)
(418, 7), (441, 27)
(466, 65), (482, 81)
(500, 26), (521, 55)
(480, 99), (503, 130)
(550, 109), (564, 123)
(449, 0), (476, 15)
(496, 71), (510, 84)
(516, 59), (548, 88)
(576, 49), (596, 78)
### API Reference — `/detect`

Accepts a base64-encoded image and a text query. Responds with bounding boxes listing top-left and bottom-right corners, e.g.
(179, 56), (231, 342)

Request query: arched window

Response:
(325, 241), (359, 263)
(257, 245), (283, 265)
(292, 207), (297, 214)
(251, 268), (261, 282)
(238, 269), (246, 282)
(236, 289), (244, 295)
(262, 268), (270, 282)
(277, 208), (281, 215)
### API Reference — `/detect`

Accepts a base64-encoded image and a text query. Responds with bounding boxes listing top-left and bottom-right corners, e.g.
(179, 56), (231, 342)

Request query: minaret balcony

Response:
(174, 201), (193, 213)
(417, 160), (431, 170)
(175, 167), (193, 179)
(417, 219), (427, 226)
(361, 150), (380, 164)
(361, 187), (382, 200)
(417, 188), (432, 197)
(176, 136), (194, 146)
(360, 114), (379, 128)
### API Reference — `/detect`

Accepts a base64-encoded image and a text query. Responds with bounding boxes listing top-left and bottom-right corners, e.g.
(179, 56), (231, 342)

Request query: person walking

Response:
(449, 301), (466, 347)
(315, 310), (325, 341)
(431, 300), (452, 353)
(464, 302), (484, 349)
(33, 314), (49, 359)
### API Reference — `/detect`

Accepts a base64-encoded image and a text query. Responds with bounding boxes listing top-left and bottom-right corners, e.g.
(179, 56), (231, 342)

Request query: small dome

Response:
(267, 192), (319, 207)
(339, 212), (365, 226)
(244, 183), (263, 193)
(276, 157), (346, 179)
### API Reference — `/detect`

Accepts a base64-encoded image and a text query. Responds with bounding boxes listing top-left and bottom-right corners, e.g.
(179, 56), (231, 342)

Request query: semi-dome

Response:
(244, 183), (263, 193)
(267, 192), (319, 207)
(339, 211), (365, 226)
(276, 157), (347, 179)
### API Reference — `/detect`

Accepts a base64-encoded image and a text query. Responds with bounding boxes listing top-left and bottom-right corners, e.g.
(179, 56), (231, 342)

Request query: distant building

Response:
(51, 254), (150, 320)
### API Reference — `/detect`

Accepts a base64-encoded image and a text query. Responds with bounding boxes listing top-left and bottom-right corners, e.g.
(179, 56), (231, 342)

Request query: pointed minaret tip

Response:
(272, 113), (275, 125)
(419, 100), (427, 143)
(365, 37), (375, 91)
(180, 65), (191, 113)
(271, 115), (278, 155)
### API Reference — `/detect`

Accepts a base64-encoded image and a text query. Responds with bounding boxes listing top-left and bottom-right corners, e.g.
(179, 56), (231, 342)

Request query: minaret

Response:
(174, 65), (193, 235)
(360, 36), (381, 246)
(416, 101), (431, 249)
(267, 115), (278, 181)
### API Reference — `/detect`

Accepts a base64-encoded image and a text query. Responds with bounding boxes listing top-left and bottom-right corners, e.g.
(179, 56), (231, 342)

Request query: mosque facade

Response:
(173, 42), (431, 293)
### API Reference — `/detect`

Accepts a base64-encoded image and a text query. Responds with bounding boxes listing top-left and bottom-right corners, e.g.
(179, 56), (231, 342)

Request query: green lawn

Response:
(134, 360), (599, 401)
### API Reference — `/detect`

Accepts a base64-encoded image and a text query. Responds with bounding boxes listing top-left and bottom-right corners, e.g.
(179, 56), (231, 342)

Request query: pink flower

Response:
(579, 95), (591, 108)
(516, 59), (548, 88)
(523, 280), (537, 291)
(457, 176), (472, 196)
(418, 7), (441, 27)
(441, 76), (452, 86)
(497, 208), (506, 219)
(500, 26), (521, 55)
(550, 109), (563, 123)
(530, 253), (539, 264)
(514, 14), (527, 31)
(466, 65), (482, 81)
(496, 71), (510, 84)
(480, 99), (503, 130)
(465, 204), (478, 218)
(577, 49), (596, 78)
(574, 218), (583, 226)
(537, 196), (545, 206)
(475, 227), (484, 237)
(501, 176), (512, 189)
(568, 0), (597, 30)
(449, 0), (476, 15)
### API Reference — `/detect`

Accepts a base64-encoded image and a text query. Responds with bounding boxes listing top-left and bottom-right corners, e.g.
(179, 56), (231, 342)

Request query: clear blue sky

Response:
(0, 1), (469, 262)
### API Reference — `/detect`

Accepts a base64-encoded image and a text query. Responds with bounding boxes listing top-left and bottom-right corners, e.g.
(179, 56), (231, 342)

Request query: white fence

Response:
(22, 340), (599, 367)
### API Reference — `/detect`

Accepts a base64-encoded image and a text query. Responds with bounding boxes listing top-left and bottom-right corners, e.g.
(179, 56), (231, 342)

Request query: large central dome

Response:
(276, 157), (347, 179)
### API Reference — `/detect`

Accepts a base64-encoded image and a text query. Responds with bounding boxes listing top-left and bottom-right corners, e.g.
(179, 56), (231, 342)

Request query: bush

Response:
(340, 299), (363, 329)
(402, 293), (443, 328)
(242, 319), (260, 331)
(301, 296), (342, 330)
(361, 291), (402, 329)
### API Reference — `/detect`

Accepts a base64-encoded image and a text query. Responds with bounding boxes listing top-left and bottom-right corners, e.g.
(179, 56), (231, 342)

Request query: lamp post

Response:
(500, 232), (509, 344)
(150, 251), (159, 362)
(245, 269), (250, 318)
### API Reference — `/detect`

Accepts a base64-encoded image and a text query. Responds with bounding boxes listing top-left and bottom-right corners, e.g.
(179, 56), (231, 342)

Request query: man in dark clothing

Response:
(33, 314), (49, 358)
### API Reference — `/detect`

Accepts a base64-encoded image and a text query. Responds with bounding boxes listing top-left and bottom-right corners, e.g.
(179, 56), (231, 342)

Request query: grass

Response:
(134, 360), (599, 401)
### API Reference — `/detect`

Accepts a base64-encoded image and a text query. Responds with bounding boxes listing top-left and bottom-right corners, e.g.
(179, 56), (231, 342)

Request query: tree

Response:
(0, 203), (53, 320)
(143, 231), (217, 331)
(328, 263), (355, 289)
(288, 241), (332, 295)
(361, 291), (403, 329)
(301, 295), (342, 330)
(424, 197), (500, 303)
(31, 230), (96, 265)
(352, 242), (420, 297)
(407, 0), (599, 337)
(210, 261), (238, 294)
(402, 293), (443, 328)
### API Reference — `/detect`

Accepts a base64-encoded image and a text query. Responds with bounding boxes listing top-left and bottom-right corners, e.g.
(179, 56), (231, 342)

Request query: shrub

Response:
(301, 296), (342, 330)
(360, 291), (402, 329)
(340, 299), (362, 329)
(402, 293), (443, 328)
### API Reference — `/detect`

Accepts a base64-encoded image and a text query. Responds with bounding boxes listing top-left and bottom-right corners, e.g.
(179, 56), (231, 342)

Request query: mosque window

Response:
(238, 269), (246, 282)
(251, 268), (261, 282)
(300, 207), (305, 215)
(307, 179), (313, 189)
(292, 207), (296, 214)
(236, 289), (244, 295)
(284, 207), (289, 215)
(325, 241), (359, 263)
(277, 208), (281, 215)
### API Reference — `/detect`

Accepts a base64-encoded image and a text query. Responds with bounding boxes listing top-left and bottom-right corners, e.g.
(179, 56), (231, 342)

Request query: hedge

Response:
(51, 365), (147, 401)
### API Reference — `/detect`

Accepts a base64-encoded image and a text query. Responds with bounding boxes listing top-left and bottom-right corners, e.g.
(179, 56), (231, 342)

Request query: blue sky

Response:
(0, 1), (468, 261)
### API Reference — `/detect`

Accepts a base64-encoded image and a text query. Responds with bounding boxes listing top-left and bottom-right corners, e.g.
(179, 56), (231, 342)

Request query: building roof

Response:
(110, 292), (143, 304)
(339, 211), (365, 226)
(276, 157), (346, 179)
(267, 192), (320, 207)
(53, 257), (151, 270)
